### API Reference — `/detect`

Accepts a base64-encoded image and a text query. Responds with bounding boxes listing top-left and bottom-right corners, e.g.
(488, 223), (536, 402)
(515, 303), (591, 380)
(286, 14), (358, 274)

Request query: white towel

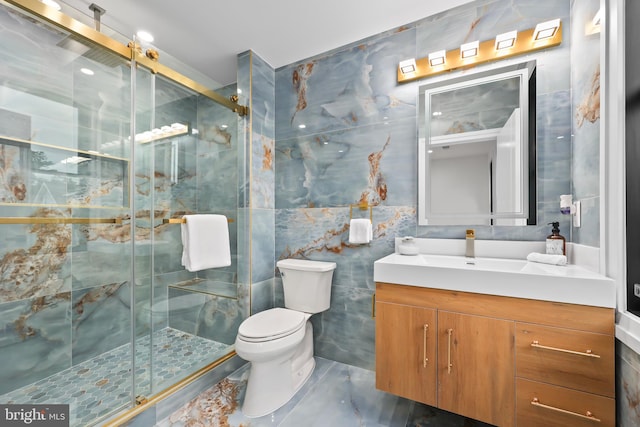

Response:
(349, 218), (372, 244)
(181, 214), (231, 272)
(526, 252), (567, 266)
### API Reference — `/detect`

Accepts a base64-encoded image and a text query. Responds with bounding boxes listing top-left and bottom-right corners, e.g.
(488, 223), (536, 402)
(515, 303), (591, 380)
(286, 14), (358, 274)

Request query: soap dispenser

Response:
(545, 222), (566, 256)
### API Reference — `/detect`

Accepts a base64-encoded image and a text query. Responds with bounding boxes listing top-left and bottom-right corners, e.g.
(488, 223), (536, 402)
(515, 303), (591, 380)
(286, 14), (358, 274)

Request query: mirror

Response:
(418, 61), (536, 226)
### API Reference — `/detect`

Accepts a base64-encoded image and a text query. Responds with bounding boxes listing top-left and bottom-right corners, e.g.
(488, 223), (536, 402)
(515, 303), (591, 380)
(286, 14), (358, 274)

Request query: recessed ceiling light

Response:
(80, 68), (94, 76)
(136, 30), (154, 43)
(41, 0), (61, 11)
(298, 124), (306, 129)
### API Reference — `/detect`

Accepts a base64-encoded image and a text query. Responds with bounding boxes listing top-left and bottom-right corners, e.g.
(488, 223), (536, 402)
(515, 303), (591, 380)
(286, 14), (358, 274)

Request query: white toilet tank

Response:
(276, 259), (336, 314)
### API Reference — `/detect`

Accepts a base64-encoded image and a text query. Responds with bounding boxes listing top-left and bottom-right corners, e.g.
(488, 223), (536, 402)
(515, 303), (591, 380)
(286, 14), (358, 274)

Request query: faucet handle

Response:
(466, 229), (475, 239)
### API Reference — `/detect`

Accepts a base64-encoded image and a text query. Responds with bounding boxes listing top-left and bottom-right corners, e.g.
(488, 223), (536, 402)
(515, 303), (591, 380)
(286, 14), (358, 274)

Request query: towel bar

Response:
(0, 217), (122, 224)
(163, 217), (234, 224)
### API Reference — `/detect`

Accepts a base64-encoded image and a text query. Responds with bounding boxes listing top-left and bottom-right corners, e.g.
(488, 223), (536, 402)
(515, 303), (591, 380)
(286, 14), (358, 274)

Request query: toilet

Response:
(235, 258), (336, 418)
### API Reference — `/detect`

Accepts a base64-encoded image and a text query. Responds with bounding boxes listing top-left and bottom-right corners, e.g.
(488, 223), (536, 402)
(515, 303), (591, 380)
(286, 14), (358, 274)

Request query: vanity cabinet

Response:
(375, 282), (615, 427)
(376, 301), (437, 406)
(437, 311), (514, 426)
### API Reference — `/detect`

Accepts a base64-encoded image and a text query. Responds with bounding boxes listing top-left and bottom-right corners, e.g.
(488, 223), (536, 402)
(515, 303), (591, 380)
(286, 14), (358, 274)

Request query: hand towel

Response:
(526, 252), (567, 266)
(349, 218), (372, 244)
(181, 214), (231, 272)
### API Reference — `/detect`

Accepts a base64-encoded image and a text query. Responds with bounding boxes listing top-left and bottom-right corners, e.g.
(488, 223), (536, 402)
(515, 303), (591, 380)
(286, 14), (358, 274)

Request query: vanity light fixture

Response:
(460, 41), (479, 59)
(533, 19), (560, 41)
(495, 31), (518, 50)
(397, 20), (562, 83)
(428, 50), (446, 67)
(399, 58), (417, 74)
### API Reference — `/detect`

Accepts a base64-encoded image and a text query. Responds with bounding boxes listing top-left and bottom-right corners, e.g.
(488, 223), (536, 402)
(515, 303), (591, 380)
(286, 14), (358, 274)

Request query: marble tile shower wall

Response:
(147, 86), (246, 346)
(0, 1), (246, 398)
(0, 2), (137, 394)
(237, 51), (277, 315)
(273, 0), (575, 370)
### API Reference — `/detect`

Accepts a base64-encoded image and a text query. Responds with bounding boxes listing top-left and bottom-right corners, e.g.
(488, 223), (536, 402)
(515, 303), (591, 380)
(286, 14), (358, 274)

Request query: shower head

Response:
(56, 33), (127, 68)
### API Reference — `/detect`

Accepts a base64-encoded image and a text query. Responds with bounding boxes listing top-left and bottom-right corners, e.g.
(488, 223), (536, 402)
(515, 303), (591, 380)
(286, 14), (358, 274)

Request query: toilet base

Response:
(241, 322), (315, 418)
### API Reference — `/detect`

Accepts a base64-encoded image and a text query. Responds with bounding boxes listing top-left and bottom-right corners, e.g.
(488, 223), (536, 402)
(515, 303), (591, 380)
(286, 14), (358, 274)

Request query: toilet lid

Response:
(238, 308), (306, 342)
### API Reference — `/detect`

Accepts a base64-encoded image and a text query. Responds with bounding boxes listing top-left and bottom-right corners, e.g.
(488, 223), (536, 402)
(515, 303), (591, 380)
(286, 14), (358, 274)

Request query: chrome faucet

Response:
(465, 229), (475, 258)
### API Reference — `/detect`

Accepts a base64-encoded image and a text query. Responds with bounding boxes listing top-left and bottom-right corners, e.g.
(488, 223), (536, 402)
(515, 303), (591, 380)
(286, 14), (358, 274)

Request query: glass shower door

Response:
(132, 63), (242, 401)
(0, 2), (135, 425)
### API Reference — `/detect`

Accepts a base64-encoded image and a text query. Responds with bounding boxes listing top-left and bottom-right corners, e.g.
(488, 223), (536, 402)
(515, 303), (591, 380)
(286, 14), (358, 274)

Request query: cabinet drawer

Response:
(515, 323), (614, 397)
(516, 378), (614, 427)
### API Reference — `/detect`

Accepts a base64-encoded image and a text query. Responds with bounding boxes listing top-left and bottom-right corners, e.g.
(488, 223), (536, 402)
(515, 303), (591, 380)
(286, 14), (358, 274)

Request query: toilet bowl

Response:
(235, 258), (336, 418)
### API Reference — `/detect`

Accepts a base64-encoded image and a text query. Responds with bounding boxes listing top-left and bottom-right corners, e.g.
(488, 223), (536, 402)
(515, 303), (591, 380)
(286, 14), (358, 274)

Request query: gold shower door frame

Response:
(1, 1), (247, 425)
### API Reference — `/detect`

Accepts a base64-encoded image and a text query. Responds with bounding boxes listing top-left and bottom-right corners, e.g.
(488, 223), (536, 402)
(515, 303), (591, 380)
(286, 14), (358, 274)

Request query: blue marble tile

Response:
(168, 287), (242, 346)
(0, 212), (72, 304)
(250, 52), (276, 139)
(0, 293), (71, 395)
(275, 206), (414, 278)
(617, 340), (640, 427)
(275, 361), (406, 426)
(570, 0), (601, 245)
(71, 282), (131, 365)
(159, 357), (500, 427)
(275, 27), (417, 141)
(276, 117), (417, 209)
(311, 286), (376, 370)
(251, 208), (275, 283)
(250, 278), (274, 315)
(251, 130), (275, 209)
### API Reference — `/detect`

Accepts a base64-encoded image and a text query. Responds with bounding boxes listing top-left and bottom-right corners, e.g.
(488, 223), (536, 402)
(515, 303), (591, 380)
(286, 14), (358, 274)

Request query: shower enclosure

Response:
(0, 1), (247, 425)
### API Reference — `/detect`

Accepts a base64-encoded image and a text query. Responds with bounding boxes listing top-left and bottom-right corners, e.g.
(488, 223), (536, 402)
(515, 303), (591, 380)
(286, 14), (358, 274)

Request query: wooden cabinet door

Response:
(375, 301), (437, 406)
(438, 310), (515, 427)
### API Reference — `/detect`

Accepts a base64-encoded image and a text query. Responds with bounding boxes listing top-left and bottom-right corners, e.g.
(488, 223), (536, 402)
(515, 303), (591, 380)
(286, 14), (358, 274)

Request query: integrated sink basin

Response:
(374, 252), (616, 308)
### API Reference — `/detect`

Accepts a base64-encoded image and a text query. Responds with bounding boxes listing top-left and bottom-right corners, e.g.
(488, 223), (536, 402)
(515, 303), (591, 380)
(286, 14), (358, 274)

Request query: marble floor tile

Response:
(157, 357), (494, 427)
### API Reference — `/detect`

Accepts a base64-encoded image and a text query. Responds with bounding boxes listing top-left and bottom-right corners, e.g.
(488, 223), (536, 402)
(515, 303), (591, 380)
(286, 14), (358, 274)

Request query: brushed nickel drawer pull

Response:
(531, 341), (601, 358)
(531, 398), (601, 422)
(423, 324), (429, 368)
(447, 328), (453, 374)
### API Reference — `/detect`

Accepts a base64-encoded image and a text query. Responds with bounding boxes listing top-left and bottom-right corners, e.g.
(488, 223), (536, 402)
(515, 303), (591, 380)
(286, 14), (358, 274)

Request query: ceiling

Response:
(57, 0), (474, 87)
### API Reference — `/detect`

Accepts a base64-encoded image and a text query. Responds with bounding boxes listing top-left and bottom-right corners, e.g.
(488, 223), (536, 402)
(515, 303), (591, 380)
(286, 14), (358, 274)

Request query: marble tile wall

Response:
(0, 3), (135, 395)
(617, 340), (640, 426)
(0, 3), (246, 403)
(240, 51), (277, 314)
(570, 0), (601, 247)
(273, 0), (572, 370)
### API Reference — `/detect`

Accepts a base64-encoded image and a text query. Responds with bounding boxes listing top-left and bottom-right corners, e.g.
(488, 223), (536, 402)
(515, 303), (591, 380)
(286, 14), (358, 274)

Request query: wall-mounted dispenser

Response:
(560, 194), (581, 227)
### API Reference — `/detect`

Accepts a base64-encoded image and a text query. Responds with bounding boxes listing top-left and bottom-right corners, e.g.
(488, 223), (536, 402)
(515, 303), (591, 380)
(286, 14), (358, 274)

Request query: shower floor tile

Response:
(0, 327), (230, 427)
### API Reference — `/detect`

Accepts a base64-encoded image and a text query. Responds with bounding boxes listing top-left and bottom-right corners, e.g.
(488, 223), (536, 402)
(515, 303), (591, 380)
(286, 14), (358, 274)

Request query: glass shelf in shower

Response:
(168, 278), (237, 299)
(0, 135), (129, 209)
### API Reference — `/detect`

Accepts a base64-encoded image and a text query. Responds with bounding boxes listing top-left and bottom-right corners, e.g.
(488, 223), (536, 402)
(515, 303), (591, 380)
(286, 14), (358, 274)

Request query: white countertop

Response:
(374, 251), (616, 308)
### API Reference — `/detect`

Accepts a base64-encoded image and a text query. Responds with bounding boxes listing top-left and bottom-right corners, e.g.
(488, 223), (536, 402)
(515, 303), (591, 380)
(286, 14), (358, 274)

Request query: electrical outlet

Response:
(635, 283), (640, 298)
